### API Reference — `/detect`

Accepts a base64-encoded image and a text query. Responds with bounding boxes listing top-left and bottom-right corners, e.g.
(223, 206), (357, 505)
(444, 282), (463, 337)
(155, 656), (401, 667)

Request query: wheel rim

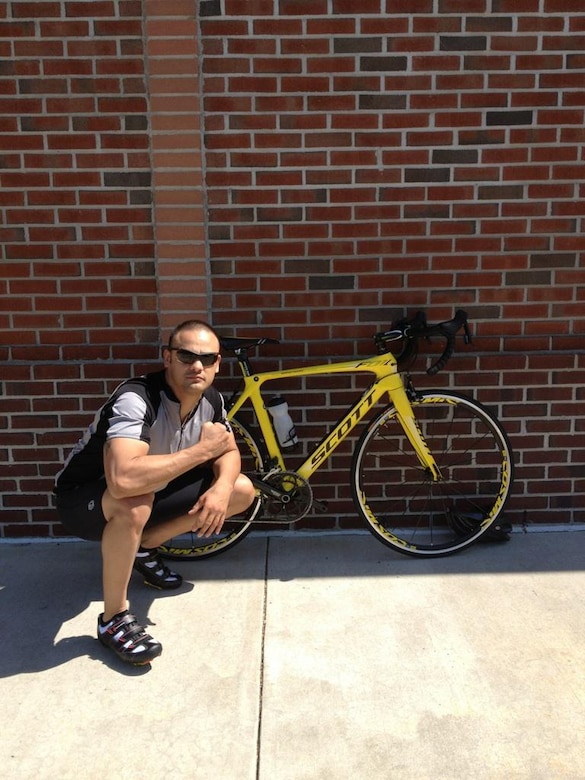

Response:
(353, 392), (513, 555)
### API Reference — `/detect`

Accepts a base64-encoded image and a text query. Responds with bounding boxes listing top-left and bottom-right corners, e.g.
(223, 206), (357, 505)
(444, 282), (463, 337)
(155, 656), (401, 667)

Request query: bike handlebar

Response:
(220, 310), (471, 376)
(374, 309), (472, 375)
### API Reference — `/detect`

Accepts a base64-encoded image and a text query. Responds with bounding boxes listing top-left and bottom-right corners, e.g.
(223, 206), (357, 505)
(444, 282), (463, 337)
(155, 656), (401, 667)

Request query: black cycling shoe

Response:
(133, 548), (183, 590)
(97, 611), (162, 665)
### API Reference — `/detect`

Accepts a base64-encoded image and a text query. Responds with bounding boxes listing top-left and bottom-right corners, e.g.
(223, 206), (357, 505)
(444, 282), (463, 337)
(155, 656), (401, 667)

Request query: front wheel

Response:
(158, 417), (265, 561)
(351, 390), (514, 557)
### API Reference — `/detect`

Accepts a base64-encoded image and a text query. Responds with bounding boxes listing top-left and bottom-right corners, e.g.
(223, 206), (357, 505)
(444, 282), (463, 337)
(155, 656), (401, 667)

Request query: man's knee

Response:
(233, 474), (256, 511)
(102, 491), (155, 532)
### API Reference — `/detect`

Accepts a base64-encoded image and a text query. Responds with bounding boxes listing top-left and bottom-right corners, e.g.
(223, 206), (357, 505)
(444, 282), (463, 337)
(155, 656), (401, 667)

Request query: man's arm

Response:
(187, 435), (243, 537)
(104, 421), (235, 500)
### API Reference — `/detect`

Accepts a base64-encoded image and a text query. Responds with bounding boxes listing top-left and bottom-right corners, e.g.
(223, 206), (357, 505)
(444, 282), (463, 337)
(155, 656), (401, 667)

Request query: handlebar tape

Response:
(427, 332), (455, 375)
(425, 310), (468, 375)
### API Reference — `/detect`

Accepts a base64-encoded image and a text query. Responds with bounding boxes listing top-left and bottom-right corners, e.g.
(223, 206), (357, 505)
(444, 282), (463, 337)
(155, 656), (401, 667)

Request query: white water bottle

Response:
(266, 396), (298, 448)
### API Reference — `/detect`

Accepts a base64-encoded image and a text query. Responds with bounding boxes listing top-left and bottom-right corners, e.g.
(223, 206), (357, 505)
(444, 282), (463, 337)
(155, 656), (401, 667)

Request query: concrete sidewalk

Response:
(1, 530), (584, 779)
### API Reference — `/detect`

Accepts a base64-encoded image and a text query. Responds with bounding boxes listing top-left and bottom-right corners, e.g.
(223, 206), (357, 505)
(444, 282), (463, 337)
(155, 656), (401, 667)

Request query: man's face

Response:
(163, 327), (221, 399)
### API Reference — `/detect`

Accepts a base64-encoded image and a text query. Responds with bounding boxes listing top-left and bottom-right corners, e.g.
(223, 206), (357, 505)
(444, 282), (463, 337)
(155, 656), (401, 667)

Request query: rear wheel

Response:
(158, 417), (265, 561)
(351, 390), (514, 557)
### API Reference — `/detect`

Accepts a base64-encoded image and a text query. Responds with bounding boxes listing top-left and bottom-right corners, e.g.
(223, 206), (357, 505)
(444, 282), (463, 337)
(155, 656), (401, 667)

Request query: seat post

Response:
(233, 348), (253, 377)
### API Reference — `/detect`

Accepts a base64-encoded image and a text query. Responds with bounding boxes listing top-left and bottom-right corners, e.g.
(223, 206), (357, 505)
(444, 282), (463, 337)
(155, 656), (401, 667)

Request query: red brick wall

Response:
(200, 0), (585, 529)
(0, 0), (583, 538)
(145, 0), (209, 328)
(0, 0), (160, 536)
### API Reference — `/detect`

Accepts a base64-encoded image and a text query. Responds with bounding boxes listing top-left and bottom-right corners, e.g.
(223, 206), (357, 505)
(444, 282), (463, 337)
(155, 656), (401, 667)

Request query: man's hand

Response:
(198, 421), (233, 461)
(188, 482), (233, 537)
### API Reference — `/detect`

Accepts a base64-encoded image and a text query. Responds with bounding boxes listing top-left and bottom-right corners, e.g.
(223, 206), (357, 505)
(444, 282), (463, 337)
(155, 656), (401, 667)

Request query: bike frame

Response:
(225, 352), (441, 482)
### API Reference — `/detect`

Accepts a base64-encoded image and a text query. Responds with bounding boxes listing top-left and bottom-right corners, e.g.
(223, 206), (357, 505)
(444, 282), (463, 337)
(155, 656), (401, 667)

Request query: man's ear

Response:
(162, 347), (171, 368)
(215, 354), (222, 375)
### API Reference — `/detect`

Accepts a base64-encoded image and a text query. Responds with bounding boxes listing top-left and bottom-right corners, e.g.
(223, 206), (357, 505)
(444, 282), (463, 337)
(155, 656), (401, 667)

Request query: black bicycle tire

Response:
(158, 416), (265, 561)
(351, 390), (514, 557)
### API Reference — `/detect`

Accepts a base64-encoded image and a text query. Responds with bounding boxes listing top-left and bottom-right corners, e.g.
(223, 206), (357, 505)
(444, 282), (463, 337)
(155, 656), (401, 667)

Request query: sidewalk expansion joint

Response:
(255, 535), (270, 780)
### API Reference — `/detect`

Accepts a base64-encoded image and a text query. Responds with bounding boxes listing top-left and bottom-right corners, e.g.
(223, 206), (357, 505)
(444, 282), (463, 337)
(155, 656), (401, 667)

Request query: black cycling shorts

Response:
(54, 467), (215, 542)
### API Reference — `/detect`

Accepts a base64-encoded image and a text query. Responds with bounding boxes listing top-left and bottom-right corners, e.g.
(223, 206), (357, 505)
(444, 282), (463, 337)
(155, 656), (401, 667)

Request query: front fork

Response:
(393, 376), (443, 482)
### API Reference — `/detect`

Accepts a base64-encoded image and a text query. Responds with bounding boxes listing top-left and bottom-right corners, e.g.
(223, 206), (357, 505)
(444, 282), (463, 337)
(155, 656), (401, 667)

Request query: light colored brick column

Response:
(144, 0), (210, 333)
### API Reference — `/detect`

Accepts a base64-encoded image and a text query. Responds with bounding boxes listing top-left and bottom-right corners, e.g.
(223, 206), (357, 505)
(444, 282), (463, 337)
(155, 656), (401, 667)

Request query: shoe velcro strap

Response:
(122, 632), (149, 651)
(107, 614), (148, 643)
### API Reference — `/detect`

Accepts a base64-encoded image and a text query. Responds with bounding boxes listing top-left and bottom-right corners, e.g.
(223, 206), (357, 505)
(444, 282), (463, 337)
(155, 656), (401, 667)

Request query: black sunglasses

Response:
(169, 348), (219, 367)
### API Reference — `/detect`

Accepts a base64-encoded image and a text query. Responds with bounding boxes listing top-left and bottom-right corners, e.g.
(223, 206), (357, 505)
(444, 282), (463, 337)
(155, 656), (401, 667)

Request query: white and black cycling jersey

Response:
(55, 370), (227, 491)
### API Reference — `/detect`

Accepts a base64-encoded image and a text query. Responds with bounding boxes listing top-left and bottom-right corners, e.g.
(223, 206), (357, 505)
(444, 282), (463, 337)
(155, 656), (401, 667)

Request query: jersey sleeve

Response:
(106, 390), (153, 443)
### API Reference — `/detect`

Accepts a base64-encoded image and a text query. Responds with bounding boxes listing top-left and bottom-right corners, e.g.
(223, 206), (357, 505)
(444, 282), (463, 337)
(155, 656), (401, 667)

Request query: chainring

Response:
(261, 471), (313, 522)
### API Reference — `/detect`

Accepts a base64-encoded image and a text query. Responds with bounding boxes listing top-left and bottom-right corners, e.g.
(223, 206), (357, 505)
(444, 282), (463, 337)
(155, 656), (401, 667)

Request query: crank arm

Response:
(249, 475), (292, 503)
(248, 475), (327, 514)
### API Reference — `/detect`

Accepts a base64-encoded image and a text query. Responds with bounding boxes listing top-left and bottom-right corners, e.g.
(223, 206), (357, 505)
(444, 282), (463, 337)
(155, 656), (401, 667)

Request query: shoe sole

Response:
(140, 576), (182, 591)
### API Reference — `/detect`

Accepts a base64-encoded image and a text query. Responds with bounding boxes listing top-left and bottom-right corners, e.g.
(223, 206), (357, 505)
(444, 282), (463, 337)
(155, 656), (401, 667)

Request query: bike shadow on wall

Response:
(0, 540), (194, 679)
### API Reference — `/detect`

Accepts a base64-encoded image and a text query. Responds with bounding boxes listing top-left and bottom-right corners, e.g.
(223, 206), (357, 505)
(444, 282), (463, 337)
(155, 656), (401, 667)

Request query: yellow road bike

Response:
(159, 310), (514, 560)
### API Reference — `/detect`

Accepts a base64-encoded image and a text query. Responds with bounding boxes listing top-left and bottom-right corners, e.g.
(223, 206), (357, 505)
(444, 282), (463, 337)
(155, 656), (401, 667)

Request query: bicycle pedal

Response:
(312, 499), (328, 514)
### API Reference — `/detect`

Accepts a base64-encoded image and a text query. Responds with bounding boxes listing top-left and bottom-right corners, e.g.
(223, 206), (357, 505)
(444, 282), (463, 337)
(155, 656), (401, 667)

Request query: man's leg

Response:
(95, 490), (163, 665)
(101, 490), (154, 622)
(140, 473), (255, 549)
